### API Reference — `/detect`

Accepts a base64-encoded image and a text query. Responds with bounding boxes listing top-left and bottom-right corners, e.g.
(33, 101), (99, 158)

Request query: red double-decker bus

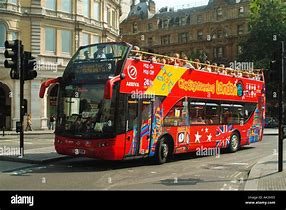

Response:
(40, 42), (265, 164)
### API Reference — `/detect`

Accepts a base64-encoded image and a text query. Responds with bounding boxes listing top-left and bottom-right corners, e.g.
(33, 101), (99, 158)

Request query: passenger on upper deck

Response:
(201, 60), (211, 72)
(193, 59), (201, 70)
(130, 45), (142, 60)
(181, 56), (195, 69)
(93, 45), (106, 60)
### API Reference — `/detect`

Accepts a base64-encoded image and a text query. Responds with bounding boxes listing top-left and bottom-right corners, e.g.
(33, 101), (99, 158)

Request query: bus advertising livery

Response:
(39, 42), (265, 164)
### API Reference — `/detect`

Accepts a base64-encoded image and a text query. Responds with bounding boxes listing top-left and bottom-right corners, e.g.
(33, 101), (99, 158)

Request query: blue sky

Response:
(154, 0), (209, 11)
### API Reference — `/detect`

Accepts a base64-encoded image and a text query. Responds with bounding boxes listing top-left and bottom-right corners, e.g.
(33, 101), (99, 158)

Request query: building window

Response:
(147, 37), (153, 46)
(161, 35), (170, 45)
(197, 31), (203, 40)
(132, 23), (138, 33)
(106, 7), (111, 26)
(237, 24), (244, 35)
(11, 31), (18, 40)
(83, 0), (90, 17)
(238, 6), (244, 15)
(180, 17), (186, 26)
(45, 27), (56, 52)
(148, 23), (153, 31)
(0, 23), (6, 48)
(197, 15), (203, 24)
(93, 35), (100, 44)
(61, 30), (71, 54)
(9, 0), (17, 4)
(213, 47), (223, 58)
(93, 0), (100, 21)
(81, 33), (89, 46)
(112, 10), (116, 28)
(237, 45), (242, 55)
(178, 32), (188, 43)
(217, 30), (224, 39)
(61, 0), (72, 13)
(217, 7), (223, 16)
(162, 19), (168, 28)
(45, 0), (56, 10)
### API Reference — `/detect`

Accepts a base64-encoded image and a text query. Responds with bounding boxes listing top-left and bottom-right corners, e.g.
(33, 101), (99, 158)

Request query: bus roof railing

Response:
(129, 50), (264, 81)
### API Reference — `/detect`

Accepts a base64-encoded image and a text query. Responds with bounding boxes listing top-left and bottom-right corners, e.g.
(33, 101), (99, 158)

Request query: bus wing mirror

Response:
(39, 77), (62, 98)
(104, 74), (125, 99)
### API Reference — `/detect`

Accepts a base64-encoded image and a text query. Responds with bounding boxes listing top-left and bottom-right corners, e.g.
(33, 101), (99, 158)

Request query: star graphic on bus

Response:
(207, 133), (212, 142)
(195, 131), (202, 143)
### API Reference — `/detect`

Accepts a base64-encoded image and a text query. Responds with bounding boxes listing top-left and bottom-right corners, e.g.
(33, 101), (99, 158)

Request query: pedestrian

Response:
(25, 114), (32, 131)
(49, 115), (55, 130)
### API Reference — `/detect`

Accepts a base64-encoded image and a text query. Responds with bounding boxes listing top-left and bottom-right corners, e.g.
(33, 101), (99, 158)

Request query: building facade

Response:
(0, 0), (120, 130)
(120, 0), (250, 64)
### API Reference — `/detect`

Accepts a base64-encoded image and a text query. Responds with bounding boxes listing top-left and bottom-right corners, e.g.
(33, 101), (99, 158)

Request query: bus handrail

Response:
(129, 50), (264, 81)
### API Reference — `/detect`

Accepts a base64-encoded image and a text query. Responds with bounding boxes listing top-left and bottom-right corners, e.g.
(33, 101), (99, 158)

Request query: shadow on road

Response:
(5, 146), (258, 175)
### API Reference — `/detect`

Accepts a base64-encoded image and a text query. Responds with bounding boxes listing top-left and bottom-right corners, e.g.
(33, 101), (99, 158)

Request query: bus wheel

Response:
(155, 137), (170, 164)
(228, 132), (240, 153)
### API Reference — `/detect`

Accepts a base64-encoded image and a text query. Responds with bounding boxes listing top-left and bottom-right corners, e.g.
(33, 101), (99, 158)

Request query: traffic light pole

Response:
(18, 43), (25, 158)
(279, 41), (285, 172)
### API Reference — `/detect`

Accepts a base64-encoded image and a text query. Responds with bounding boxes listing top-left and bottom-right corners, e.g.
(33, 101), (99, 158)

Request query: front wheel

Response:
(155, 137), (170, 164)
(228, 132), (240, 153)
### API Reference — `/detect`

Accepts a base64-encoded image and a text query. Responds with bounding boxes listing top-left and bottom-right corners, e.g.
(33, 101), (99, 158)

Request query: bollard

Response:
(2, 126), (5, 136)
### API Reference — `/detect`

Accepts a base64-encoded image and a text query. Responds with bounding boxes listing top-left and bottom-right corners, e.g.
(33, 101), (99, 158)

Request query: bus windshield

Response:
(63, 42), (131, 82)
(56, 83), (117, 139)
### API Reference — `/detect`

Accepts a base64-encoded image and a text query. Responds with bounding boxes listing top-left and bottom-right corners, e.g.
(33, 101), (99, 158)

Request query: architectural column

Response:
(30, 79), (46, 129)
(41, 90), (49, 130)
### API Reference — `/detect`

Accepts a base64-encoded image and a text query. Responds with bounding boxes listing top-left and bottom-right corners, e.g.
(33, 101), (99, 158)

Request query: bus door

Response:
(125, 97), (154, 157)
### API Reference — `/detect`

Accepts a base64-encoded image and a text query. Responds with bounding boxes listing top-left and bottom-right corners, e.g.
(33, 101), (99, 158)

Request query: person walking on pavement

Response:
(49, 115), (56, 130)
(25, 114), (32, 131)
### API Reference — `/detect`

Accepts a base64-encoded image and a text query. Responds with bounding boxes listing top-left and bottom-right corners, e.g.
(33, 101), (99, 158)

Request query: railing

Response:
(129, 49), (264, 81)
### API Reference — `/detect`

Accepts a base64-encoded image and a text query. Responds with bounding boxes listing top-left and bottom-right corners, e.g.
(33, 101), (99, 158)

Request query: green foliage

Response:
(239, 0), (286, 68)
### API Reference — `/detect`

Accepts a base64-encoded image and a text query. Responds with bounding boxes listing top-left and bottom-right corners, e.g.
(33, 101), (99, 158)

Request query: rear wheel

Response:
(228, 132), (240, 153)
(155, 137), (170, 164)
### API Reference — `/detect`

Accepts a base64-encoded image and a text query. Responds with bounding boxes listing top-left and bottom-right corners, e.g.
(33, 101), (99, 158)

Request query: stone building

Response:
(0, 0), (120, 130)
(120, 0), (250, 64)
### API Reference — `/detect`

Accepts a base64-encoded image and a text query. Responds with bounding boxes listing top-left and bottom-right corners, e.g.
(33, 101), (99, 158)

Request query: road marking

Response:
(228, 162), (249, 166)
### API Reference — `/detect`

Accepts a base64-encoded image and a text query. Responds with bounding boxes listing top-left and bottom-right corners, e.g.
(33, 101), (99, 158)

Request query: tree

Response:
(239, 0), (286, 68)
(239, 0), (286, 119)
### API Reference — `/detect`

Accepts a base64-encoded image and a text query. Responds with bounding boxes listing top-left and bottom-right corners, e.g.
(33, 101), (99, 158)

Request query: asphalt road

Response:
(0, 135), (279, 190)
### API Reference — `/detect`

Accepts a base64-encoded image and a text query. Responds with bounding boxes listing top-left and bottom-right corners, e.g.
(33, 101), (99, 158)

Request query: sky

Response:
(154, 0), (209, 11)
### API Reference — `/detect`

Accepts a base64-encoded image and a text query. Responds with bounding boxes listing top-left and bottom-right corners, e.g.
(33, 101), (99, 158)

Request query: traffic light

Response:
(23, 51), (37, 81)
(4, 40), (23, 79)
(269, 45), (282, 82)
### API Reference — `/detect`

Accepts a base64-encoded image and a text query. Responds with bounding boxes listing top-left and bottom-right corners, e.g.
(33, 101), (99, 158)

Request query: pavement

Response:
(0, 129), (69, 164)
(1, 128), (286, 191)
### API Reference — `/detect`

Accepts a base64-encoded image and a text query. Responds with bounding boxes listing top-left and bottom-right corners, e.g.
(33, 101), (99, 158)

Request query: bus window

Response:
(164, 98), (189, 126)
(221, 103), (232, 124)
(244, 103), (257, 123)
(205, 102), (220, 124)
(232, 104), (244, 124)
(127, 98), (138, 130)
(189, 101), (206, 125)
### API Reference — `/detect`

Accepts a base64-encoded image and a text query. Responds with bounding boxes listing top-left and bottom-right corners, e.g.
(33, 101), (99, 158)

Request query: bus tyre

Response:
(155, 137), (170, 164)
(228, 132), (240, 153)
